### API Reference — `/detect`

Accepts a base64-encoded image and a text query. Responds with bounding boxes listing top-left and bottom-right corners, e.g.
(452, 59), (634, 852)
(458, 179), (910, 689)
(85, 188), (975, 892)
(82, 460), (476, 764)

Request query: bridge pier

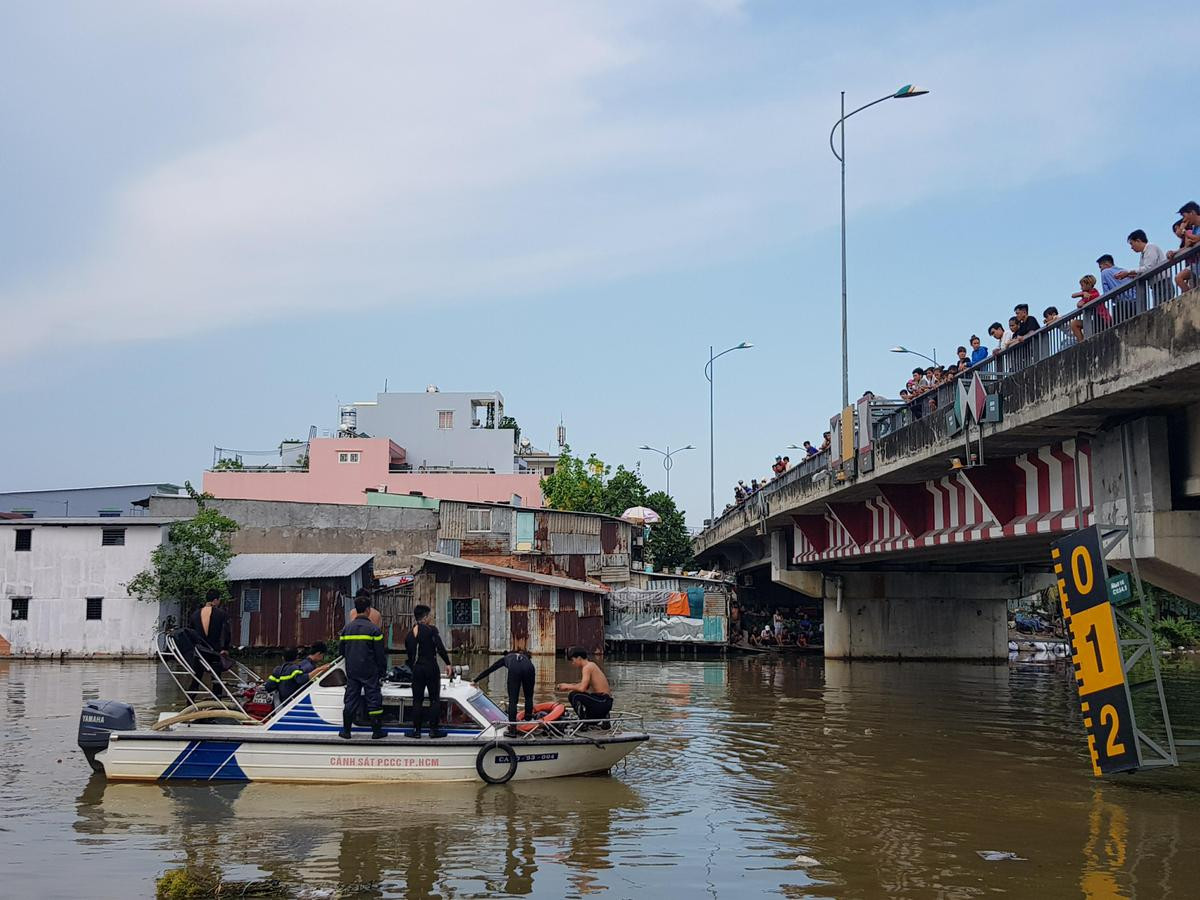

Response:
(821, 572), (1047, 660)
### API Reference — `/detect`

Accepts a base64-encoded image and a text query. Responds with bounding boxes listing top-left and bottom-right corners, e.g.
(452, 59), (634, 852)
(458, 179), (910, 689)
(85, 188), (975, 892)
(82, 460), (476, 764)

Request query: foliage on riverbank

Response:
(156, 867), (281, 899)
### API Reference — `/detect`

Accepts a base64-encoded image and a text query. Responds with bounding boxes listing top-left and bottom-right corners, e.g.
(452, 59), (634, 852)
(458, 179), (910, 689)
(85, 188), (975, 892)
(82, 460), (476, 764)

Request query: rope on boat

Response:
(151, 708), (258, 731)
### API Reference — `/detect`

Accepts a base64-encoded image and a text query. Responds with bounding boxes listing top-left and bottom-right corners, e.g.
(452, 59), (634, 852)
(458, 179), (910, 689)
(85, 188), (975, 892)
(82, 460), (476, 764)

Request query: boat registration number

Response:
(494, 752), (559, 764)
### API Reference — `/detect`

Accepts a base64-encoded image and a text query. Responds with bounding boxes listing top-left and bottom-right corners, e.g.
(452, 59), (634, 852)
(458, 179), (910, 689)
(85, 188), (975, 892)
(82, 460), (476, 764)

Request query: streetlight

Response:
(704, 341), (753, 521)
(889, 345), (939, 366)
(830, 84), (929, 410)
(639, 444), (695, 497)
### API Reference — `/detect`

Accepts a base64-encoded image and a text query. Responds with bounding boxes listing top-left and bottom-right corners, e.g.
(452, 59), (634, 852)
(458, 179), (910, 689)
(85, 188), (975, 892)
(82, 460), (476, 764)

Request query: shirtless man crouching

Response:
(556, 646), (613, 725)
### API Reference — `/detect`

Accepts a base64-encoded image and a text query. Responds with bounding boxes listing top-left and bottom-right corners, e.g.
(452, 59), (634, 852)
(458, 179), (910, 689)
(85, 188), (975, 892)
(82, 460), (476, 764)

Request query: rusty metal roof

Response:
(414, 552), (609, 594)
(226, 553), (374, 581)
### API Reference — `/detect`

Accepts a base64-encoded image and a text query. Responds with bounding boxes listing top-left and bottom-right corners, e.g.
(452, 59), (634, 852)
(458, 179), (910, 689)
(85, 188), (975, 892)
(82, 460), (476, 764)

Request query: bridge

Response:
(694, 248), (1200, 659)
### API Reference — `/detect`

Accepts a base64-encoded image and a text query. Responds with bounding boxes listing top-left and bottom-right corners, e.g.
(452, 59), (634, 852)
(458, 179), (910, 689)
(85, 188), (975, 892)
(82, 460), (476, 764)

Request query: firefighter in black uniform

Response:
(404, 604), (452, 739)
(339, 595), (388, 740)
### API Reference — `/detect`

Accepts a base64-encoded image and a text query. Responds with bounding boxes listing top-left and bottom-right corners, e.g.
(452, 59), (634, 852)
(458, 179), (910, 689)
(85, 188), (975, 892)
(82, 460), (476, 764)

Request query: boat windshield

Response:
(467, 691), (507, 724)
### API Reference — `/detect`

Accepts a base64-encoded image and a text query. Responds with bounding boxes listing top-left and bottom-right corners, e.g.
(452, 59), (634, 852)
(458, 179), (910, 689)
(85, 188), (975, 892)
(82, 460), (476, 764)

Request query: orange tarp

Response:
(665, 592), (690, 616)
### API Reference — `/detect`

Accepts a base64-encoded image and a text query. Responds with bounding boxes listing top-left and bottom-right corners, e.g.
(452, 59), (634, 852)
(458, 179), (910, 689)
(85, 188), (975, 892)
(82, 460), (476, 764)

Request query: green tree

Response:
(127, 483), (240, 615)
(499, 415), (521, 447)
(644, 490), (693, 572)
(212, 458), (244, 471)
(540, 446), (609, 513)
(540, 447), (651, 516)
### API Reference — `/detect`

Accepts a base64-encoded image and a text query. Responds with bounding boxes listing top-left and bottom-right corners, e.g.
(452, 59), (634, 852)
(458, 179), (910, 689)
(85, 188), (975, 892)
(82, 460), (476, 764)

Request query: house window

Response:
(98, 509), (121, 518)
(438, 410), (454, 430)
(301, 588), (321, 616)
(101, 528), (126, 547)
(10, 598), (30, 621)
(14, 530), (32, 552)
(242, 587), (261, 613)
(86, 597), (103, 620)
(449, 598), (480, 627)
(338, 451), (361, 464)
(467, 508), (492, 532)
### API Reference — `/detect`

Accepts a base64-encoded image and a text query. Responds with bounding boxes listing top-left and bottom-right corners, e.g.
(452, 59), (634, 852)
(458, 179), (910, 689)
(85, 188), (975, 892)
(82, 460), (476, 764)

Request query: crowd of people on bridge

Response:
(724, 432), (832, 513)
(893, 201), (1200, 409)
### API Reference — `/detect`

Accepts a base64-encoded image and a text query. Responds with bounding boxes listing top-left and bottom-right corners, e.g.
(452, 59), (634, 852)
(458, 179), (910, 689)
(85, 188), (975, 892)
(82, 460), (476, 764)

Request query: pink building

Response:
(204, 438), (544, 507)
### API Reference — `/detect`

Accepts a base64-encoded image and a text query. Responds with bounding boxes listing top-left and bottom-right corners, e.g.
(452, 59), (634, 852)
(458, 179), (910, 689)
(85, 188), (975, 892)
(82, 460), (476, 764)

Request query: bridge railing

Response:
(871, 242), (1200, 443)
(696, 242), (1200, 544)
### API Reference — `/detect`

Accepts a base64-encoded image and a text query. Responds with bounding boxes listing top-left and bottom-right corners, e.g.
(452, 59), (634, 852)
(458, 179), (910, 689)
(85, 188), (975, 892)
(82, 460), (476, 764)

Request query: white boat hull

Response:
(96, 730), (646, 783)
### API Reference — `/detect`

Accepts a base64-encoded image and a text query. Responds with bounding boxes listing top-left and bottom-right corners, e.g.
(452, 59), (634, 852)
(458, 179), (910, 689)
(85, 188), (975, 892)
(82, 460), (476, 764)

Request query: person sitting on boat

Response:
(267, 647), (302, 695)
(272, 642), (329, 704)
(471, 650), (536, 735)
(556, 647), (613, 725)
(339, 595), (388, 740)
(405, 604), (453, 739)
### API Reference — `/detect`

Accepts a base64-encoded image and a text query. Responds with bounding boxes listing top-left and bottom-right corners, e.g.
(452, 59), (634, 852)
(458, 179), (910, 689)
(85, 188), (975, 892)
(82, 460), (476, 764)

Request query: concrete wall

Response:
(204, 437), (543, 507)
(352, 390), (516, 472)
(0, 522), (176, 656)
(0, 484), (182, 518)
(821, 572), (1045, 660)
(150, 496), (442, 576)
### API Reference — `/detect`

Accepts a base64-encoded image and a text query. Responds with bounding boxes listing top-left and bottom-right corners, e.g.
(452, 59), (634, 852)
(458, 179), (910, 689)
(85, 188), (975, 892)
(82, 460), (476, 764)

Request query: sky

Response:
(2, 0), (1198, 527)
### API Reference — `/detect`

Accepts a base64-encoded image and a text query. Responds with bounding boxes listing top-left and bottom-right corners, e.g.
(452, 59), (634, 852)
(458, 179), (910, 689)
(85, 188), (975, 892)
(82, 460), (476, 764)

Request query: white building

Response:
(0, 517), (181, 657)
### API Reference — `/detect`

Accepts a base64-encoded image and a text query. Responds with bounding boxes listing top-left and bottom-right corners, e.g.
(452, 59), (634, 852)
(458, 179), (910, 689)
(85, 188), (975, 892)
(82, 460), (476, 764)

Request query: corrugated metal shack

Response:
(412, 552), (608, 656)
(606, 580), (732, 654)
(436, 500), (640, 587)
(225, 553), (373, 648)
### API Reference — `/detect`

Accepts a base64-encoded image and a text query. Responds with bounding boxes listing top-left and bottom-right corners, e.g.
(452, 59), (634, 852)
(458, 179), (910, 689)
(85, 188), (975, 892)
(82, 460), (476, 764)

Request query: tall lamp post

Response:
(889, 345), (939, 366)
(639, 444), (694, 497)
(830, 84), (929, 410)
(705, 341), (753, 522)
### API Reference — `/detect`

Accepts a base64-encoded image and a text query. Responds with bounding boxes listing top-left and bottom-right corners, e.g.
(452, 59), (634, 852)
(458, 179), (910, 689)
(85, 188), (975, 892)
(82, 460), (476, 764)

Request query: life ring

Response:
(476, 741), (518, 785)
(515, 702), (565, 733)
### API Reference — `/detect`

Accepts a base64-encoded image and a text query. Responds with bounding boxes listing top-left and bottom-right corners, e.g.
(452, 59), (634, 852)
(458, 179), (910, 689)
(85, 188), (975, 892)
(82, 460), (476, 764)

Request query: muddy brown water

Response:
(2, 654), (1199, 898)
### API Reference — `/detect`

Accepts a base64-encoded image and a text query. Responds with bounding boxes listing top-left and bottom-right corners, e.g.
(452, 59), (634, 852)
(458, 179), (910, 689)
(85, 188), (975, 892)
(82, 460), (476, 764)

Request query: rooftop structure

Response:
(0, 484), (185, 519)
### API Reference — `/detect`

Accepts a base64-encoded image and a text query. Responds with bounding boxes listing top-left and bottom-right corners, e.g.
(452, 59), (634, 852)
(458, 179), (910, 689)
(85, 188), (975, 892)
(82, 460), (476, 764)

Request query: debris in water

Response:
(976, 850), (1026, 862)
(794, 855), (820, 867)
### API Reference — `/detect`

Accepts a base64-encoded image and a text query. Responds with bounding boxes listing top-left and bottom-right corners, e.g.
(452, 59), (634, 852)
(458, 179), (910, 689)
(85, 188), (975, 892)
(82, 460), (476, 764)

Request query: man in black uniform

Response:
(404, 604), (452, 739)
(271, 642), (328, 704)
(340, 595), (388, 740)
(471, 650), (536, 732)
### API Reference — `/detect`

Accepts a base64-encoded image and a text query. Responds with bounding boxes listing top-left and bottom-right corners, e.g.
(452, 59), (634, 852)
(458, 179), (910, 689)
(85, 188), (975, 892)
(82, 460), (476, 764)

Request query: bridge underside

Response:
(698, 291), (1200, 659)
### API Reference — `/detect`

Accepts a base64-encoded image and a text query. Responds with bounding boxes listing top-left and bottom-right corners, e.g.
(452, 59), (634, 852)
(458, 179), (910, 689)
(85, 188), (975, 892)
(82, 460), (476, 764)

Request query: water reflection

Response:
(4, 656), (1200, 897)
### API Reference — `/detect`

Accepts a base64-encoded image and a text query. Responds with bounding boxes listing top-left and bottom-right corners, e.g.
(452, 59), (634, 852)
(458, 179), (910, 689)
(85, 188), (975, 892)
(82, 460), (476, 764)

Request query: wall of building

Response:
(413, 565), (605, 656)
(227, 576), (354, 648)
(0, 484), (182, 518)
(150, 496), (441, 576)
(204, 438), (543, 507)
(0, 522), (175, 656)
(436, 501), (635, 586)
(352, 391), (516, 472)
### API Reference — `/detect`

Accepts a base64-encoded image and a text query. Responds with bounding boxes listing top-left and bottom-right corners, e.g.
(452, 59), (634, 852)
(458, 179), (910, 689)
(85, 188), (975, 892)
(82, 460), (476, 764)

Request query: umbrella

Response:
(621, 506), (661, 525)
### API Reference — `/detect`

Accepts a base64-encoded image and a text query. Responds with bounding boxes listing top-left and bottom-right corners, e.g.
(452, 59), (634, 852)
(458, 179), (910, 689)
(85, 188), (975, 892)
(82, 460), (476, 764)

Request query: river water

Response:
(3, 654), (1200, 899)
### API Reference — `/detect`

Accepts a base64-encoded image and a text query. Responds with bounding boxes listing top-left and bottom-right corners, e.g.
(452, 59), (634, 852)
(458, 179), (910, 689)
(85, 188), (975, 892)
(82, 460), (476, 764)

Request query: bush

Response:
(1154, 616), (1200, 649)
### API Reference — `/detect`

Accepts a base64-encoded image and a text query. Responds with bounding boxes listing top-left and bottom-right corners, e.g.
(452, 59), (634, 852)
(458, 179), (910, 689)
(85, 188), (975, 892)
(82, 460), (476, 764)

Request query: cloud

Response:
(1, 1), (1190, 356)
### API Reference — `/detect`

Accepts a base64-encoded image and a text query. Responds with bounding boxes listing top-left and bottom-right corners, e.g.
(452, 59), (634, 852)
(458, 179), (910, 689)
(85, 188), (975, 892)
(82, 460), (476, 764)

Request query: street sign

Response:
(1107, 573), (1134, 607)
(1052, 526), (1139, 776)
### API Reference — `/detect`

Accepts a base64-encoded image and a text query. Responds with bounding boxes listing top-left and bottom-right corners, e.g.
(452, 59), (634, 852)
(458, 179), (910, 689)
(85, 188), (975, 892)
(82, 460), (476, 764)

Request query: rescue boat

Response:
(79, 658), (648, 785)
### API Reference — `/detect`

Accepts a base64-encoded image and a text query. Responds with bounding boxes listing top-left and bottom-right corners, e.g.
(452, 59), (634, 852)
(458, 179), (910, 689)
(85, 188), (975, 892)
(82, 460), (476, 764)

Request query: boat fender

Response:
(515, 702), (565, 734)
(476, 741), (519, 785)
(78, 700), (136, 772)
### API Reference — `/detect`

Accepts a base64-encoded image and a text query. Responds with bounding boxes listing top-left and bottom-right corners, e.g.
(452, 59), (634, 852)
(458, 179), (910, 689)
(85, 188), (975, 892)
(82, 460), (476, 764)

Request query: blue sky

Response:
(3, 1), (1197, 526)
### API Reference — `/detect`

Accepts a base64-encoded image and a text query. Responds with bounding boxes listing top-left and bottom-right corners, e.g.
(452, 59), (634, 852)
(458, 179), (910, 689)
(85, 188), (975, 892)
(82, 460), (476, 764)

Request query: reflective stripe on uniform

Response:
(367, 709), (384, 715)
(341, 634), (383, 641)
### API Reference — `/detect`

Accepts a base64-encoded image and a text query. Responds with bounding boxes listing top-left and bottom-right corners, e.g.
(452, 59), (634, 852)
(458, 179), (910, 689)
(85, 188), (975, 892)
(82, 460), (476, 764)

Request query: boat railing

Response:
(155, 631), (251, 715)
(482, 712), (645, 741)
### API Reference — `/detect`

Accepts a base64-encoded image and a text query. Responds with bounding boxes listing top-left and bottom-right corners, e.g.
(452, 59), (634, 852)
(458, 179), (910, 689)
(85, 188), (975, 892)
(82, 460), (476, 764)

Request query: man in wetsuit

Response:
(340, 596), (388, 740)
(472, 650), (536, 732)
(557, 646), (613, 726)
(404, 604), (452, 739)
(186, 588), (233, 690)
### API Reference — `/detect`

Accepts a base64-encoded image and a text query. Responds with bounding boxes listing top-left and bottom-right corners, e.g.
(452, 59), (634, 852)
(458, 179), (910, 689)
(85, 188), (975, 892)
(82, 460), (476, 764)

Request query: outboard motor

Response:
(78, 700), (136, 773)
